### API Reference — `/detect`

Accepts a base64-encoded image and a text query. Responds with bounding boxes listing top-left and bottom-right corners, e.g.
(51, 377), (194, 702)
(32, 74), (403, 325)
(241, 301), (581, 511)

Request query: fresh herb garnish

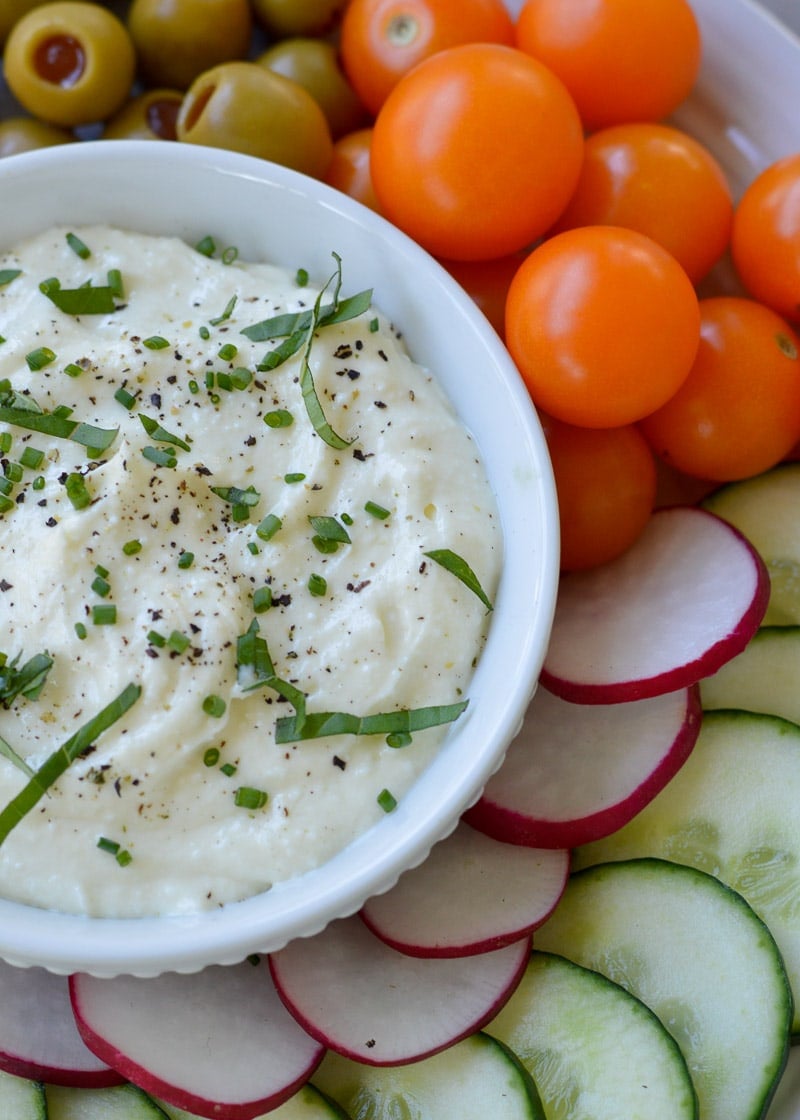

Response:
(377, 788), (397, 813)
(424, 548), (494, 611)
(39, 277), (117, 315)
(275, 699), (469, 744)
(234, 786), (267, 810)
(309, 515), (351, 545)
(0, 399), (117, 453)
(236, 619), (306, 729)
(0, 651), (53, 708)
(139, 414), (191, 451)
(66, 232), (91, 259)
(25, 347), (56, 372)
(0, 269), (21, 287)
(0, 683), (141, 847)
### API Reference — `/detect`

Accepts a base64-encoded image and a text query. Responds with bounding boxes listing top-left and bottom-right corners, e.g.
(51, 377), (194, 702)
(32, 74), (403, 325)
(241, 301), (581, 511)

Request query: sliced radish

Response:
(360, 821), (568, 957)
(0, 961), (122, 1087)
(69, 959), (324, 1120)
(541, 506), (769, 703)
(269, 915), (530, 1066)
(464, 685), (701, 849)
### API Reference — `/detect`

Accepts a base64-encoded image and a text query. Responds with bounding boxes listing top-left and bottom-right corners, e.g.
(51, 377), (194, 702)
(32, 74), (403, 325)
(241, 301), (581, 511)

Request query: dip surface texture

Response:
(0, 227), (501, 918)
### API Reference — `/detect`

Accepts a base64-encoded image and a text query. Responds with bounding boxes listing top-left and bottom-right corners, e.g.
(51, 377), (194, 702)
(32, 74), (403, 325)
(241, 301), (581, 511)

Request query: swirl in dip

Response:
(0, 226), (501, 918)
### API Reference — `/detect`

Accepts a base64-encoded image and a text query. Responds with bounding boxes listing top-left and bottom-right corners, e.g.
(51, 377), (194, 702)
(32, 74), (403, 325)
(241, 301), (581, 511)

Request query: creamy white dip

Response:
(0, 226), (501, 918)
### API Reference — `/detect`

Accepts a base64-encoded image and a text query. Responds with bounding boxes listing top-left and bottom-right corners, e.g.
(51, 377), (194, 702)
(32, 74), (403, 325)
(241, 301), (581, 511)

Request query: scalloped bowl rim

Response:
(0, 140), (559, 977)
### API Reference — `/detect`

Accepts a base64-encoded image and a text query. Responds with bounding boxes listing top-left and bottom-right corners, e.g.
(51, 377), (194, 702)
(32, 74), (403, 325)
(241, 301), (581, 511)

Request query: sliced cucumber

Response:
(488, 951), (697, 1120)
(0, 1068), (46, 1118)
(575, 709), (800, 1037)
(535, 858), (791, 1120)
(312, 1030), (545, 1120)
(700, 627), (800, 723)
(155, 1083), (351, 1119)
(702, 464), (800, 625)
(46, 1081), (169, 1118)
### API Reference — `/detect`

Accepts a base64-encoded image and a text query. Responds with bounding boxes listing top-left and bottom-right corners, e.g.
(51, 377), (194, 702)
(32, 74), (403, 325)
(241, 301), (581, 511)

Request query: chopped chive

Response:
(222, 246), (238, 265)
(205, 370), (215, 390)
(74, 622), (87, 640)
(234, 786), (267, 810)
(313, 536), (338, 555)
(65, 472), (91, 510)
(264, 409), (293, 429)
(387, 731), (413, 748)
(424, 548), (494, 611)
(341, 512), (354, 526)
(216, 372), (233, 392)
(210, 484), (260, 508)
(284, 472), (305, 484)
(107, 268), (124, 298)
(209, 294), (237, 325)
(199, 326), (210, 341)
(203, 747), (220, 767)
(123, 539), (142, 556)
(230, 367), (252, 390)
(369, 317), (379, 332)
(202, 694), (226, 718)
(247, 541), (259, 555)
(97, 836), (120, 854)
(0, 477), (13, 496)
(308, 573), (327, 597)
(26, 347), (56, 371)
(220, 762), (237, 777)
(63, 363), (83, 378)
(295, 267), (309, 286)
(177, 550), (194, 569)
(167, 630), (190, 653)
(94, 564), (109, 578)
(188, 379), (200, 394)
(116, 849), (133, 867)
(32, 475), (45, 491)
(143, 336), (170, 351)
(0, 682), (140, 846)
(19, 446), (43, 470)
(114, 386), (137, 409)
(4, 462), (22, 483)
(377, 789), (397, 813)
(365, 500), (390, 520)
(195, 235), (216, 257)
(142, 445), (177, 468)
(0, 433), (11, 453)
(92, 603), (117, 625)
(147, 629), (166, 647)
(91, 575), (111, 598)
(0, 495), (14, 515)
(253, 586), (272, 613)
(66, 232), (91, 259)
(0, 269), (21, 287)
(256, 514), (282, 541)
(217, 343), (238, 361)
(275, 699), (469, 744)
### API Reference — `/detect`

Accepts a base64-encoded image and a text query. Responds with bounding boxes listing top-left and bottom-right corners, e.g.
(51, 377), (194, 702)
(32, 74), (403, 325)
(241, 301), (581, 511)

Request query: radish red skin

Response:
(269, 917), (532, 1066)
(0, 964), (123, 1088)
(465, 687), (702, 849)
(541, 507), (770, 704)
(359, 823), (569, 957)
(69, 966), (325, 1120)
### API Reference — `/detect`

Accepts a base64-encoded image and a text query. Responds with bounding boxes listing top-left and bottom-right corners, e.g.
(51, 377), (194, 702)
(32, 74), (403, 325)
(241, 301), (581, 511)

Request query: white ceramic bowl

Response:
(0, 140), (560, 977)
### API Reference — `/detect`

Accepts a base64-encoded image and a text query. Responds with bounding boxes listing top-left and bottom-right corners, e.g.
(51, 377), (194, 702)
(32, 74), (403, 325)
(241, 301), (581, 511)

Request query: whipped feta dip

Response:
(0, 226), (501, 918)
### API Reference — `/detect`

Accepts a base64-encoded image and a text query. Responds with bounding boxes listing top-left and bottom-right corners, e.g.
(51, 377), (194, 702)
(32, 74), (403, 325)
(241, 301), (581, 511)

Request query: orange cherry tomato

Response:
(541, 412), (657, 571)
(515, 0), (701, 131)
(339, 0), (514, 116)
(639, 296), (800, 482)
(505, 226), (700, 428)
(370, 43), (584, 261)
(439, 251), (526, 338)
(731, 152), (800, 326)
(324, 126), (381, 211)
(550, 122), (734, 284)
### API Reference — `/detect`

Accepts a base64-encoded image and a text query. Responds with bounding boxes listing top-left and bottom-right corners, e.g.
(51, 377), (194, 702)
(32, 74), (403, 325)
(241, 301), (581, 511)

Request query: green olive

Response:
(0, 0), (50, 47)
(127, 0), (252, 91)
(256, 38), (368, 140)
(177, 61), (333, 180)
(250, 0), (345, 38)
(0, 114), (73, 156)
(3, 1), (135, 126)
(103, 88), (183, 141)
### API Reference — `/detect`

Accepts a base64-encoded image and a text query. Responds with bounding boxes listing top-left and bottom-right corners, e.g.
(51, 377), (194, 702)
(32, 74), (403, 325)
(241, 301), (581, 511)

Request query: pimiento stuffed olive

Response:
(3, 1), (135, 126)
(127, 0), (252, 91)
(103, 88), (183, 141)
